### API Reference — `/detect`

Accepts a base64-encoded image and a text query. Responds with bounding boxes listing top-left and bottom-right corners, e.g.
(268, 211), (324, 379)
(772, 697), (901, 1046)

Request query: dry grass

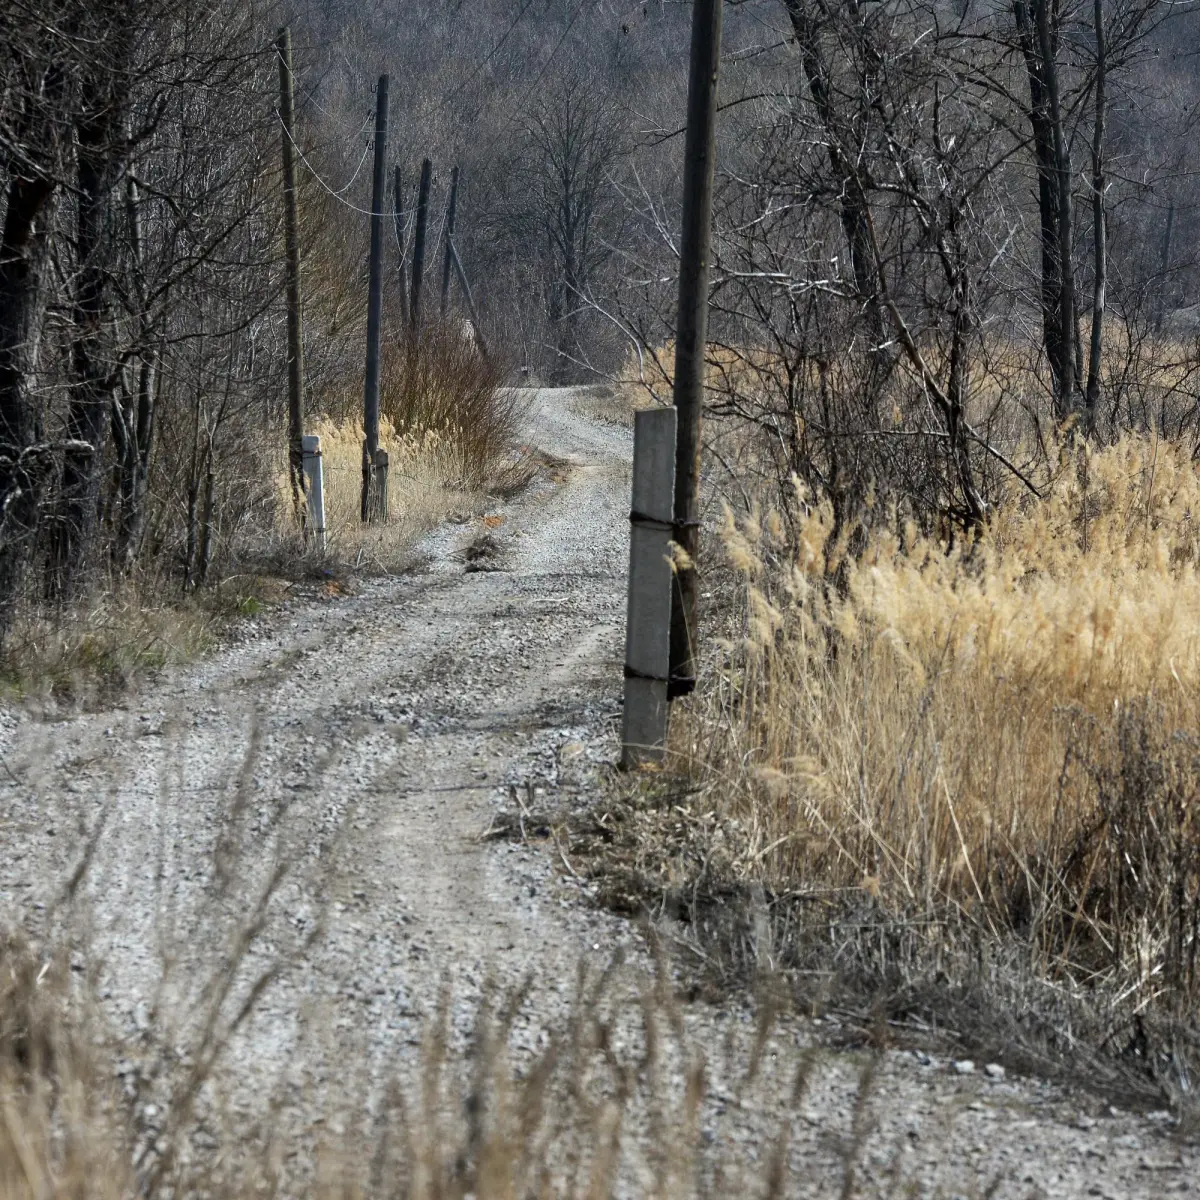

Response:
(376, 327), (519, 485)
(289, 324), (523, 572)
(297, 415), (485, 571)
(0, 922), (904, 1199)
(565, 382), (649, 427)
(0, 578), (291, 707)
(559, 433), (1200, 1095)
(647, 434), (1200, 1068)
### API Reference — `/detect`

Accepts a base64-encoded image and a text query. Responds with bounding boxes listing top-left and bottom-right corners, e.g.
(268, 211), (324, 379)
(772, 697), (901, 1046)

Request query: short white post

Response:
(301, 434), (326, 550)
(622, 406), (677, 768)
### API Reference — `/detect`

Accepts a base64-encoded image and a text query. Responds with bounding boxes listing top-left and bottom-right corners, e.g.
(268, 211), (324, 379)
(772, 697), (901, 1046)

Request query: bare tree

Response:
(0, 5), (71, 628)
(519, 71), (625, 381)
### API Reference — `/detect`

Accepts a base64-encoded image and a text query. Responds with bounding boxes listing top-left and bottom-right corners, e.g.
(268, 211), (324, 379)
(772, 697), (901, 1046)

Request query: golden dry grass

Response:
(282, 325), (521, 571)
(294, 415), (484, 570)
(0, 927), (890, 1199)
(674, 433), (1200, 1012)
(0, 576), (293, 706)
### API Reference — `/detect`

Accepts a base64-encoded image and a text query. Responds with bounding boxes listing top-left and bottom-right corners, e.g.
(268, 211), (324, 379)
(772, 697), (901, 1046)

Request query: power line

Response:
(273, 0), (591, 220)
(466, 0), (592, 129)
(273, 42), (376, 145)
(272, 43), (384, 216)
(275, 110), (388, 217)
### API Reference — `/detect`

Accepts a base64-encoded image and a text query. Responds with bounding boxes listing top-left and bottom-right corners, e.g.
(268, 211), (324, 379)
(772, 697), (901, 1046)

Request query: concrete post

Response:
(669, 0), (723, 698)
(276, 28), (307, 517)
(409, 158), (432, 336)
(301, 434), (326, 551)
(622, 406), (677, 768)
(362, 75), (389, 523)
(448, 238), (488, 359)
(440, 165), (459, 317)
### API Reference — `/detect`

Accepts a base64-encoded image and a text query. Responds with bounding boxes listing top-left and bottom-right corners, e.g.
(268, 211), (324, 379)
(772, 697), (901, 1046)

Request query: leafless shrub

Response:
(375, 325), (520, 490)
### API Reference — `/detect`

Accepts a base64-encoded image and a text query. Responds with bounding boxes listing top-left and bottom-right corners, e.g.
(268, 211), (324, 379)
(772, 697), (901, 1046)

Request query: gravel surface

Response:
(1, 388), (1196, 1196)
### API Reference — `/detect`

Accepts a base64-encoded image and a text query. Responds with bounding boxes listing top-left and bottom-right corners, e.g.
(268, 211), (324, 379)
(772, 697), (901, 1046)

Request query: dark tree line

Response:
(3, 0), (1200, 634)
(606, 0), (1200, 532)
(0, 0), (678, 634)
(0, 0), (303, 631)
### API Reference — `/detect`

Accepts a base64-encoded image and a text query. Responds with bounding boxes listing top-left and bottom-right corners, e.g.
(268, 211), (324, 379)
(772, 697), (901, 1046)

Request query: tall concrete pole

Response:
(276, 27), (306, 517)
(393, 165), (409, 328)
(409, 157), (432, 336)
(440, 165), (459, 317)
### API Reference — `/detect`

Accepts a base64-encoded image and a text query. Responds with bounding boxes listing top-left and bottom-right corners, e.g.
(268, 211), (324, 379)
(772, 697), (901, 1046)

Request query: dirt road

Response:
(1, 389), (1194, 1196)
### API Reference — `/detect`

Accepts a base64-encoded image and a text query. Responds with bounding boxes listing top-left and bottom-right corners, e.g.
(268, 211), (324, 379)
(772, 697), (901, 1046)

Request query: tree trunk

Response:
(781, 1), (880, 333)
(1014, 1), (1063, 396)
(112, 171), (157, 570)
(1015, 0), (1080, 421)
(1035, 0), (1080, 420)
(113, 348), (157, 569)
(1154, 201), (1173, 334)
(0, 65), (64, 631)
(49, 64), (128, 599)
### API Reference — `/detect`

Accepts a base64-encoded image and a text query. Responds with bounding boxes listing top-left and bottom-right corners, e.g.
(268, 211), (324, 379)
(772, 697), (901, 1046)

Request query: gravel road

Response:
(0, 388), (1195, 1196)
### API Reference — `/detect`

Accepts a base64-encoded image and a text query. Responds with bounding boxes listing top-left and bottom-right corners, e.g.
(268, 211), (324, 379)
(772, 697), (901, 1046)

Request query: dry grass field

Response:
(615, 432), (1200, 1087)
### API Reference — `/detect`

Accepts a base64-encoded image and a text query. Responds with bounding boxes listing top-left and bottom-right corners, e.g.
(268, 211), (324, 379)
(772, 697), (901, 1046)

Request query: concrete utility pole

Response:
(276, 27), (306, 520)
(440, 165), (459, 317)
(361, 74), (389, 523)
(668, 0), (723, 698)
(409, 157), (432, 335)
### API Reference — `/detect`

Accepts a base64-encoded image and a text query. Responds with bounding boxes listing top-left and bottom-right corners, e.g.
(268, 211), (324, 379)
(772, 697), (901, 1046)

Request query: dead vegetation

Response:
(0, 324), (521, 699)
(566, 431), (1200, 1106)
(0, 915), (918, 1198)
(281, 329), (525, 575)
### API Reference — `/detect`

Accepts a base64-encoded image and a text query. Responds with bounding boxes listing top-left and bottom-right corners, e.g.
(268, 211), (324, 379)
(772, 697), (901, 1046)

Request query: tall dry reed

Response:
(678, 435), (1200, 1014)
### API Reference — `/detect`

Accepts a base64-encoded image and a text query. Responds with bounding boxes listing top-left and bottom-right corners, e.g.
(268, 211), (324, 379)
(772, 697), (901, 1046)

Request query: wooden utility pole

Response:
(361, 74), (389, 523)
(440, 165), (459, 317)
(409, 157), (432, 335)
(393, 165), (409, 328)
(276, 27), (306, 519)
(668, 0), (723, 699)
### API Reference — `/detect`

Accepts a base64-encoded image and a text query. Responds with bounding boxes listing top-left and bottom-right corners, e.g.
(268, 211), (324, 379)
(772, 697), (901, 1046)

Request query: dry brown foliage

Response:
(0, 928), (902, 1198)
(575, 433), (1200, 1098)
